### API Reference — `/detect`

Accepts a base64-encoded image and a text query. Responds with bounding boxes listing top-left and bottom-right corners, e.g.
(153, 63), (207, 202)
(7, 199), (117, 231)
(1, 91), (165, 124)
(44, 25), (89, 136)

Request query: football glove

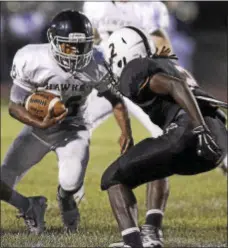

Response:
(192, 125), (222, 163)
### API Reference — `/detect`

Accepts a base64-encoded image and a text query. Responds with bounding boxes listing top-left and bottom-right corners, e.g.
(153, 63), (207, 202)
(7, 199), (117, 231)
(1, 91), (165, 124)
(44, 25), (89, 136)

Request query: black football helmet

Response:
(47, 10), (94, 72)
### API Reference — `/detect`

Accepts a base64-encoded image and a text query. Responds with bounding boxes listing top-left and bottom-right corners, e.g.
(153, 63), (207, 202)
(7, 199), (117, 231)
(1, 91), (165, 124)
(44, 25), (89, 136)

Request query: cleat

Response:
(141, 225), (164, 248)
(109, 224), (164, 248)
(17, 196), (47, 235)
(57, 190), (80, 233)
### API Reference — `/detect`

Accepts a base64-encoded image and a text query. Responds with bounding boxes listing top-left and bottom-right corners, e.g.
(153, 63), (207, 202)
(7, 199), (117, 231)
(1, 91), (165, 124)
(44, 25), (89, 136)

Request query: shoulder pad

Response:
(10, 44), (54, 91)
(119, 58), (149, 98)
(120, 58), (164, 98)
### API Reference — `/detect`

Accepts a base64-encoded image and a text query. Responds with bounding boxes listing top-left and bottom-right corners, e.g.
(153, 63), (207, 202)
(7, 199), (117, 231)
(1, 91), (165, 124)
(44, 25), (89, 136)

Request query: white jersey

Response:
(10, 43), (110, 127)
(83, 1), (169, 41)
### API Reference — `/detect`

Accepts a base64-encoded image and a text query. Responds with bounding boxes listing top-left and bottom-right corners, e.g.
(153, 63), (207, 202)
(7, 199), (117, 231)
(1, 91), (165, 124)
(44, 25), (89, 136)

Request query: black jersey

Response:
(119, 57), (217, 129)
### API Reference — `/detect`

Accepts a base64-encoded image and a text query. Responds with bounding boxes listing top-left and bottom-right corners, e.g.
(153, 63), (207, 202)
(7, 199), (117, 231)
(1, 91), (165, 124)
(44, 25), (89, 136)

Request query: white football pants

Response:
(1, 125), (90, 203)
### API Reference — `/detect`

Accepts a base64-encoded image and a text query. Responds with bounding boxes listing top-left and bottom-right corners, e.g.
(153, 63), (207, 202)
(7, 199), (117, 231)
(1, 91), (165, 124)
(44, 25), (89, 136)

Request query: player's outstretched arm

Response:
(103, 91), (134, 154)
(149, 73), (222, 161)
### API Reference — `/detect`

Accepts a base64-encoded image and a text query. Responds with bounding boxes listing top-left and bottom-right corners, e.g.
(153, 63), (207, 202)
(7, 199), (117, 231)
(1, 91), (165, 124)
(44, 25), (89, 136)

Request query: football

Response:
(25, 91), (66, 120)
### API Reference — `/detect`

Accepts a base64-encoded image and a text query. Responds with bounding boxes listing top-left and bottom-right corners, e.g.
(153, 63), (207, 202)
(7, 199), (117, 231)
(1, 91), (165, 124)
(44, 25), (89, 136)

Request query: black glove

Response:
(192, 125), (222, 163)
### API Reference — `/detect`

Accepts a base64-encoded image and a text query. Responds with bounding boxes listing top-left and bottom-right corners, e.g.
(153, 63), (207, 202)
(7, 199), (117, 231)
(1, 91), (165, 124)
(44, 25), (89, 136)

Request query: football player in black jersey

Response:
(101, 27), (227, 248)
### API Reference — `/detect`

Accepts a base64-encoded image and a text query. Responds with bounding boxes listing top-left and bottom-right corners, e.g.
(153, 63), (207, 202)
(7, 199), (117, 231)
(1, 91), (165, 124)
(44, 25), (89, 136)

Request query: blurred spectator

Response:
(1, 14), (5, 35)
(8, 12), (46, 42)
(1, 1), (83, 81)
(165, 1), (198, 73)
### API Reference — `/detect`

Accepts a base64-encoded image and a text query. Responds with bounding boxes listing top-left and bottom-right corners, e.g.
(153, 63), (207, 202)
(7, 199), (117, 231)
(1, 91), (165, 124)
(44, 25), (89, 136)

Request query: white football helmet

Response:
(104, 26), (156, 77)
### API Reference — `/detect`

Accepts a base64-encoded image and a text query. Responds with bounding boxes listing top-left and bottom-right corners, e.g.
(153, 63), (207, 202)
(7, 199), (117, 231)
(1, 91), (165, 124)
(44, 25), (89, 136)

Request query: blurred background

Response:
(0, 1), (228, 101)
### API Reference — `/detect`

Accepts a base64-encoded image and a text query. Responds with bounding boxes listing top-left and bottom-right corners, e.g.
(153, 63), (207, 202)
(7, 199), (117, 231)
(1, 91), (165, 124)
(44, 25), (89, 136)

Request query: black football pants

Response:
(101, 113), (227, 190)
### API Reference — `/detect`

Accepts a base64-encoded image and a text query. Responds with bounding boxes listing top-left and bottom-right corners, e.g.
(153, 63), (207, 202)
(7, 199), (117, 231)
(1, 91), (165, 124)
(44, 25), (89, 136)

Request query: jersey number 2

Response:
(109, 43), (117, 65)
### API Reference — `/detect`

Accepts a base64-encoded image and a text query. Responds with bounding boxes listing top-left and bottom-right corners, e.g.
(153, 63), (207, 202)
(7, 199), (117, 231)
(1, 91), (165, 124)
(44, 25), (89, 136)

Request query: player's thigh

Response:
(101, 135), (180, 190)
(1, 126), (50, 185)
(55, 129), (90, 191)
(101, 117), (196, 190)
(87, 89), (113, 126)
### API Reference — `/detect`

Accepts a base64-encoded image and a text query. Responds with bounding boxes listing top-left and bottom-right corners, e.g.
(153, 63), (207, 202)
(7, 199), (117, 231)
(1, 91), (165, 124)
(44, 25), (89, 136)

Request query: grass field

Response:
(1, 105), (227, 247)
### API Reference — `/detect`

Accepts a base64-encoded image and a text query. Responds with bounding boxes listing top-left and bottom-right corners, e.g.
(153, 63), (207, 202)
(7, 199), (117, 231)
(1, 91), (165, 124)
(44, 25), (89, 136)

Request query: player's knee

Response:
(101, 170), (116, 191)
(101, 160), (122, 191)
(59, 158), (84, 192)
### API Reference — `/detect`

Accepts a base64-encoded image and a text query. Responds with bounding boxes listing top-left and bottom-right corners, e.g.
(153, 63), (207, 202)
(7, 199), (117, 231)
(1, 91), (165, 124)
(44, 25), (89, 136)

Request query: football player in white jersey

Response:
(84, 1), (171, 53)
(1, 10), (133, 234)
(83, 1), (172, 246)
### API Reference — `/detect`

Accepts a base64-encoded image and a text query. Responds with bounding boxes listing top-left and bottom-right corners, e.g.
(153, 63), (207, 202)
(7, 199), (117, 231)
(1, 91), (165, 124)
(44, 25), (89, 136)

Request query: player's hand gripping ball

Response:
(25, 91), (66, 120)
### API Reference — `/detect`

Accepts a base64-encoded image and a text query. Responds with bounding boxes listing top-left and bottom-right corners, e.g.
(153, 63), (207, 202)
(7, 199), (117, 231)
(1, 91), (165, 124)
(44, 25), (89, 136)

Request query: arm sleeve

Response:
(93, 62), (122, 101)
(10, 49), (35, 92)
(95, 71), (119, 97)
(10, 84), (31, 105)
(143, 2), (170, 34)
